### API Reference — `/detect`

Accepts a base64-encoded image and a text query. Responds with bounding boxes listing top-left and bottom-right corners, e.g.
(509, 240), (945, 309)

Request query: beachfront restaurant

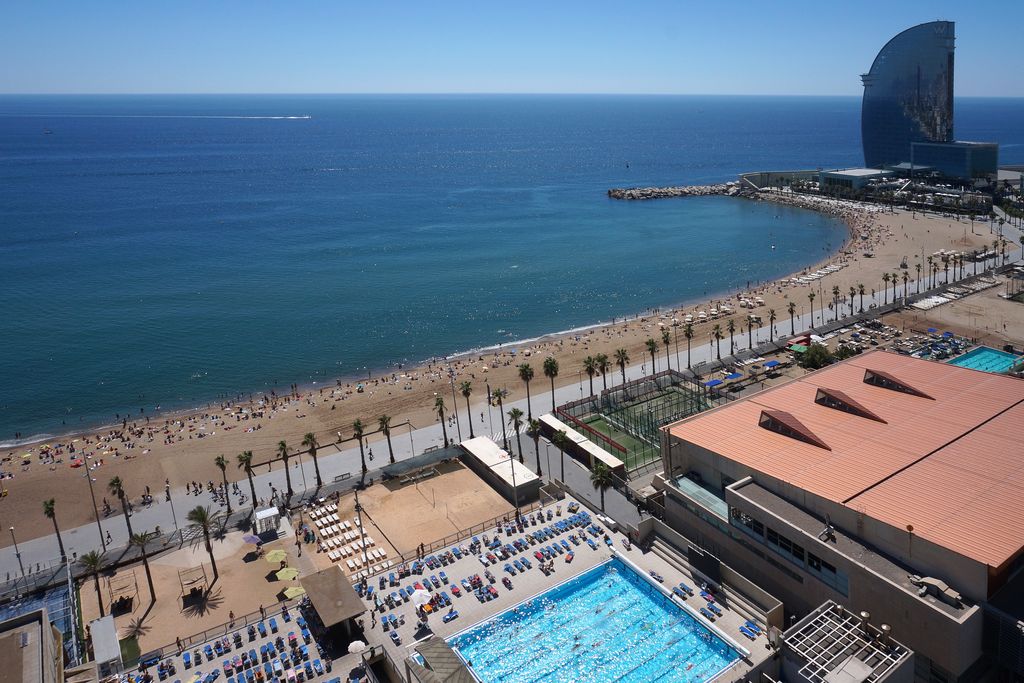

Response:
(299, 566), (367, 649)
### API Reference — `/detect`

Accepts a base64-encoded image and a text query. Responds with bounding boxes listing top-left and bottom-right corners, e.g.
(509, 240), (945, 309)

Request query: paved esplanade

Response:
(2, 242), (1020, 581)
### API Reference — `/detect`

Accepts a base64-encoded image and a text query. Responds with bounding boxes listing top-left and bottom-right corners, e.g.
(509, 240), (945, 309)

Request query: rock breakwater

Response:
(607, 182), (742, 200)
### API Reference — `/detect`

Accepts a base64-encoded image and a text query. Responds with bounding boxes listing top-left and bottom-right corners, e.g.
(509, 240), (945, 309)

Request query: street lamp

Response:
(10, 527), (25, 578)
(84, 469), (106, 551)
(166, 484), (179, 533)
(448, 367), (462, 442)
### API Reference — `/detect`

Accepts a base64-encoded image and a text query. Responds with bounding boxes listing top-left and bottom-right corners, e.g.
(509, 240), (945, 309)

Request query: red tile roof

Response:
(667, 350), (1024, 568)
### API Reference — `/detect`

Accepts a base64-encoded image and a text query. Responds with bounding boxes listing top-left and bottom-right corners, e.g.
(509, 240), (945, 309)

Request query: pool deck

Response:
(359, 496), (769, 682)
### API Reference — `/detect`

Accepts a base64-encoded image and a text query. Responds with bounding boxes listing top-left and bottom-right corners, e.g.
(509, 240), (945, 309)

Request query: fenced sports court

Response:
(557, 370), (729, 471)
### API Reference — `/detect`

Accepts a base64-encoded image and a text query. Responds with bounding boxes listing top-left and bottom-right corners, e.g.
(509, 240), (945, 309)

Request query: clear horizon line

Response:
(0, 91), (1020, 99)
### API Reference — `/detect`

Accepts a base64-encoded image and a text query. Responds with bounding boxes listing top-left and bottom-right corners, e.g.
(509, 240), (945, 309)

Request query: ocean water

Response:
(1, 95), (1021, 440)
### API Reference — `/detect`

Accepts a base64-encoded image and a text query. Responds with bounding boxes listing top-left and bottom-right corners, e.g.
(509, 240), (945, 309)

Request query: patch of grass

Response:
(119, 636), (141, 668)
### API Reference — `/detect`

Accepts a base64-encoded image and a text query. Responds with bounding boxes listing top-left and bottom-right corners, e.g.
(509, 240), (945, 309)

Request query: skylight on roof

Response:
(758, 409), (831, 450)
(863, 369), (934, 400)
(815, 388), (888, 423)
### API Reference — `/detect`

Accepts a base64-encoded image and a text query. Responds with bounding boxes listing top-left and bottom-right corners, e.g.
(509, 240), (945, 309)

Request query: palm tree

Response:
(277, 441), (293, 502)
(379, 415), (397, 463)
(301, 432), (322, 489)
(552, 429), (570, 482)
(726, 319), (736, 355)
(527, 418), (543, 478)
(595, 353), (610, 391)
(902, 271), (910, 300)
(890, 272), (898, 302)
(214, 455), (231, 514)
(130, 530), (158, 606)
(645, 338), (658, 374)
(590, 462), (613, 512)
(808, 291), (816, 326)
(941, 255), (950, 284)
(508, 408), (525, 463)
(746, 318), (754, 349)
(787, 302), (797, 335)
(614, 348), (629, 384)
(857, 283), (866, 312)
(352, 419), (367, 474)
(847, 287), (856, 317)
(186, 506), (218, 585)
(434, 396), (449, 448)
(832, 285), (841, 321)
(661, 328), (672, 372)
(881, 272), (890, 304)
(543, 357), (559, 412)
(517, 364), (534, 420)
(767, 309), (777, 342)
(915, 263), (922, 292)
(237, 451), (258, 515)
(927, 256), (935, 288)
(582, 356), (598, 397)
(108, 476), (134, 538)
(712, 324), (723, 360)
(42, 498), (66, 560)
(79, 550), (106, 617)
(683, 323), (694, 368)
(491, 388), (509, 450)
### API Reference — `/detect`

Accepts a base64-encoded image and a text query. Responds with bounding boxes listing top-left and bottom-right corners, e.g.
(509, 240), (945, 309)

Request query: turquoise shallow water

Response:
(1, 95), (1021, 440)
(449, 558), (738, 683)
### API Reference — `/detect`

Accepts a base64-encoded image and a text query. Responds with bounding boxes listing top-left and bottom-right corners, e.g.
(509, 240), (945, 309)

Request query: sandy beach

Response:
(0, 195), (1002, 546)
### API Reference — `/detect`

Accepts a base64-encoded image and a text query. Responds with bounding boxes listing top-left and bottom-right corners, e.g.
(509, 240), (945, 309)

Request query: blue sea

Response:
(1, 95), (1021, 440)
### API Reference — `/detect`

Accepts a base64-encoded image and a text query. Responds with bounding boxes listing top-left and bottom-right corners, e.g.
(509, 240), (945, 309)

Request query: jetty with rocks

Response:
(607, 181), (743, 200)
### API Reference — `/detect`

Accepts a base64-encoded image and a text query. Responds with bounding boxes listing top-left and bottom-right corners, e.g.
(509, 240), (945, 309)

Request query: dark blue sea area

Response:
(1, 94), (1021, 439)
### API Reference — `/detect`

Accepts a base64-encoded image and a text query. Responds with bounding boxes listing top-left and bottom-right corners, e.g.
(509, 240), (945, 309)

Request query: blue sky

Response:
(2, 1), (1020, 96)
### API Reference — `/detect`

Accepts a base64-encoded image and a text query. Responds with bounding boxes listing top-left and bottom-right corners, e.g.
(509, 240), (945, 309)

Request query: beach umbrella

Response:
(927, 327), (938, 334)
(282, 586), (306, 600)
(703, 379), (723, 388)
(347, 640), (367, 655)
(725, 373), (743, 380)
(410, 589), (432, 607)
(764, 360), (780, 369)
(243, 534), (261, 545)
(265, 549), (287, 564)
(276, 567), (300, 581)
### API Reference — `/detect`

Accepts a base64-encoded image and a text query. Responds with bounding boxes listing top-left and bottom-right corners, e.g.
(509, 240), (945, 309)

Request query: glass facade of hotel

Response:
(861, 21), (955, 169)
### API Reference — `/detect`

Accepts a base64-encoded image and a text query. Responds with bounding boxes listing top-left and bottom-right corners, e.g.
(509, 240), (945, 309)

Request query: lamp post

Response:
(407, 421), (415, 456)
(448, 367), (462, 442)
(10, 527), (25, 578)
(354, 489), (370, 570)
(166, 484), (179, 533)
(84, 469), (107, 551)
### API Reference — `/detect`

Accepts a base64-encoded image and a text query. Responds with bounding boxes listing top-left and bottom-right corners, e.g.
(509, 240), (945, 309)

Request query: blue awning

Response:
(725, 373), (743, 380)
(764, 360), (780, 368)
(704, 379), (723, 387)
(927, 327), (938, 334)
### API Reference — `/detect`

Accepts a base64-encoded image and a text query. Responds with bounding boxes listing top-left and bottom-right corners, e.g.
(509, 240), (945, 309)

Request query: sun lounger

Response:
(269, 617), (278, 633)
(699, 607), (715, 620)
(708, 602), (723, 617)
(678, 582), (694, 596)
(745, 619), (762, 634)
(586, 538), (598, 550)
(739, 625), (757, 640)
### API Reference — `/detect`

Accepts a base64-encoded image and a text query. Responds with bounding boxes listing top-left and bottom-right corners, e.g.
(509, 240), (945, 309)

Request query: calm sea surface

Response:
(1, 95), (1021, 440)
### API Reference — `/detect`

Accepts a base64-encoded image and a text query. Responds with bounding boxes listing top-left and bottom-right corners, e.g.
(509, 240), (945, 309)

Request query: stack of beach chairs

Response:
(309, 500), (393, 578)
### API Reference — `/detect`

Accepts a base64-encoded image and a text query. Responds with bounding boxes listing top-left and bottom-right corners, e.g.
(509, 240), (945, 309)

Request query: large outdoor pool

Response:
(948, 346), (1022, 374)
(448, 557), (740, 683)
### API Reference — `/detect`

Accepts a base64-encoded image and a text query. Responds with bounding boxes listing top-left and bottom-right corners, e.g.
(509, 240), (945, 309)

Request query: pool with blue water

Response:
(948, 346), (1022, 373)
(448, 557), (740, 683)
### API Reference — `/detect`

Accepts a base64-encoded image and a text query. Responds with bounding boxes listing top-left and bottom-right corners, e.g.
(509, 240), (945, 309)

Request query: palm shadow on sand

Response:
(182, 587), (224, 618)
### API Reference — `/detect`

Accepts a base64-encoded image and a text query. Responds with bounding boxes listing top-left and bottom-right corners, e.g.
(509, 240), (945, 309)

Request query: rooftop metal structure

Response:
(785, 601), (911, 683)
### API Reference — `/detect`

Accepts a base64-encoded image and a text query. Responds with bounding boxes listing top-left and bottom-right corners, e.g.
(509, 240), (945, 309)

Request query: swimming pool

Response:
(448, 557), (740, 683)
(948, 346), (1022, 373)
